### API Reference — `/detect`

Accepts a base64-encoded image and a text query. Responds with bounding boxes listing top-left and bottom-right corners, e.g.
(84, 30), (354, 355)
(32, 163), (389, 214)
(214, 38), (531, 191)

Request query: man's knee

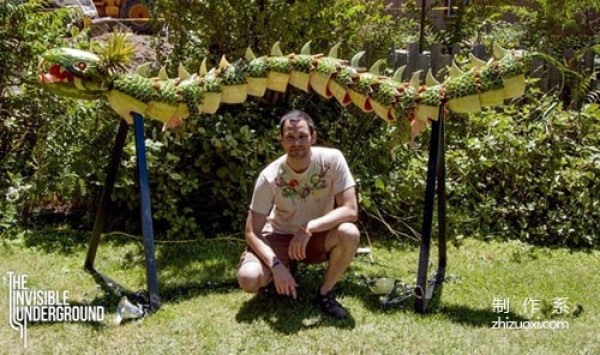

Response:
(333, 222), (360, 249)
(237, 262), (267, 293)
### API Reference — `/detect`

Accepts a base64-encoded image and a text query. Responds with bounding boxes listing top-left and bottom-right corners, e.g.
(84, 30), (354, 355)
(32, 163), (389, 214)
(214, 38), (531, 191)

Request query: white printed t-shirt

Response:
(250, 146), (355, 235)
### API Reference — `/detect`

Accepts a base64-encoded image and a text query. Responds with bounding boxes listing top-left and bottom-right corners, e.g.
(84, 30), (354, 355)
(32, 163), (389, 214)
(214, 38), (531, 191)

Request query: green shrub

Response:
(111, 103), (282, 239)
(445, 95), (599, 247)
(0, 0), (93, 230)
(152, 0), (398, 74)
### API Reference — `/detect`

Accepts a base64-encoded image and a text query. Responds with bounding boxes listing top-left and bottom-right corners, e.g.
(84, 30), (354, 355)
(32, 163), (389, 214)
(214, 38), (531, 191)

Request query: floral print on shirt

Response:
(275, 163), (330, 199)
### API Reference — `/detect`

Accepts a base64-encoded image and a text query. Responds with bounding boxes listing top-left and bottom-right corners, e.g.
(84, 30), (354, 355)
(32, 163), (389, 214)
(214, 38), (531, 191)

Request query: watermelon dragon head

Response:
(38, 48), (108, 100)
(37, 32), (532, 140)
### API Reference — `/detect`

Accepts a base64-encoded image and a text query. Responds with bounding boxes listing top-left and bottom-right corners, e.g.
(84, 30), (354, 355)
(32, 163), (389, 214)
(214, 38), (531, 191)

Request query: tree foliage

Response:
(152, 0), (399, 74)
(0, 0), (96, 228)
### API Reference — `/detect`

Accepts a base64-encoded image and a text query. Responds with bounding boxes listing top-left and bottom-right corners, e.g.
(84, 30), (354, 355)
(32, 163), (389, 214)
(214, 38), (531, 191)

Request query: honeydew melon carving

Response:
(37, 33), (532, 143)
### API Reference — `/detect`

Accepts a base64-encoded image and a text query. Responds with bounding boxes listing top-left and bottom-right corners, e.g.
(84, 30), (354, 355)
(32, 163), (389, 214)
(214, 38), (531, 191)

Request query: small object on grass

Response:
(356, 247), (371, 256)
(114, 296), (146, 325)
(367, 277), (397, 296)
(571, 304), (583, 318)
(362, 275), (414, 311)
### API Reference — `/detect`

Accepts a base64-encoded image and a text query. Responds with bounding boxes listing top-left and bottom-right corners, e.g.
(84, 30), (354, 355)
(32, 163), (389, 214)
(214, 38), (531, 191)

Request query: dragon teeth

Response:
(74, 77), (85, 90)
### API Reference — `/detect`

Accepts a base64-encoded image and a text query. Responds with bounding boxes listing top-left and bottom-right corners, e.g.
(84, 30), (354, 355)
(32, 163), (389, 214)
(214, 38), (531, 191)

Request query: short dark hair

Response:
(279, 110), (315, 135)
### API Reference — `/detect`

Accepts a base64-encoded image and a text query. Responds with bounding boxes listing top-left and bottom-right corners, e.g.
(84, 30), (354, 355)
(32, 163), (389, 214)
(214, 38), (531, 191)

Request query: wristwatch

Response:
(270, 258), (282, 270)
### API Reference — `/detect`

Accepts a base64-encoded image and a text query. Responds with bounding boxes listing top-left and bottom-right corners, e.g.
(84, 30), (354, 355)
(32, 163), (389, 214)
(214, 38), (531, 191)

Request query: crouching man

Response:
(236, 109), (360, 319)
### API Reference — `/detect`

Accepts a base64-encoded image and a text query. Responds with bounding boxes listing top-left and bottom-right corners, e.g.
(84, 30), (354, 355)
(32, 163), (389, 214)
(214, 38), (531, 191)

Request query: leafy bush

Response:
(0, 0), (95, 230)
(111, 103), (282, 238)
(152, 0), (398, 73)
(444, 94), (599, 247)
(462, 1), (600, 50)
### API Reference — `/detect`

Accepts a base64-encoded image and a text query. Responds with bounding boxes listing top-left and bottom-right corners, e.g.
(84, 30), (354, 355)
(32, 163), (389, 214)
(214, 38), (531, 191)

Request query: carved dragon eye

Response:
(77, 62), (87, 70)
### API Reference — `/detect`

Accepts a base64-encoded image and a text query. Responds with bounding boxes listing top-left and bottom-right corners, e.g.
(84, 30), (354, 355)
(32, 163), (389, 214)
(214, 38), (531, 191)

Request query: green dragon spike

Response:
(426, 69), (440, 86)
(328, 43), (341, 59)
(219, 55), (230, 69)
(245, 47), (256, 61)
(493, 42), (508, 60)
(300, 41), (312, 55)
(393, 66), (406, 82)
(271, 41), (283, 56)
(369, 59), (385, 75)
(468, 53), (487, 69)
(351, 51), (366, 68)
(199, 58), (208, 76)
(178, 63), (191, 80)
(158, 66), (169, 80)
(409, 71), (422, 88)
(448, 61), (463, 78)
(136, 62), (152, 78)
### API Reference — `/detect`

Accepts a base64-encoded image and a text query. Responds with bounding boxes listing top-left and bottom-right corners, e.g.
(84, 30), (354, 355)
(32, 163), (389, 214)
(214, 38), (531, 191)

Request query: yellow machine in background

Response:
(95, 0), (150, 21)
(52, 0), (152, 32)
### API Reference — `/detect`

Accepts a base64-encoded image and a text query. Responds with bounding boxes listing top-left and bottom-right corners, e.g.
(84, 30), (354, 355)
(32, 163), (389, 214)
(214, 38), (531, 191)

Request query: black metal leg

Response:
(85, 119), (129, 270)
(132, 113), (161, 312)
(437, 114), (447, 270)
(414, 106), (445, 313)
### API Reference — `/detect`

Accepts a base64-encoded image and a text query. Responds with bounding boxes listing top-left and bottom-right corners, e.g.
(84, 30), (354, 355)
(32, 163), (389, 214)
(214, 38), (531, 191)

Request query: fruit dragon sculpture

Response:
(36, 33), (533, 314)
(37, 33), (531, 141)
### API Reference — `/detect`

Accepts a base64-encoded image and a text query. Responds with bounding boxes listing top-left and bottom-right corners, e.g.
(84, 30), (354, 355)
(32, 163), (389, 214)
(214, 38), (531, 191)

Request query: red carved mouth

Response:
(38, 65), (75, 85)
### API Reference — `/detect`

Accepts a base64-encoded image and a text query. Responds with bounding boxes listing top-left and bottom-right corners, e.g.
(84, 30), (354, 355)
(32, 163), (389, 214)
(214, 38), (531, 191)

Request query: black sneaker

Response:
(316, 289), (348, 319)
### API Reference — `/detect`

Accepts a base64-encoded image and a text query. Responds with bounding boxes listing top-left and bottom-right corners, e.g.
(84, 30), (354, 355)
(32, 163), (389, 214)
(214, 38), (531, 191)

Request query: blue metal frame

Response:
(84, 114), (160, 312)
(132, 113), (160, 311)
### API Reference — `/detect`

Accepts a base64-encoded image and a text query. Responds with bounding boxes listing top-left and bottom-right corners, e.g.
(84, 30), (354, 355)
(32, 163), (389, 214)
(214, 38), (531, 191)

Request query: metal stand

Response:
(84, 113), (161, 312)
(414, 104), (447, 313)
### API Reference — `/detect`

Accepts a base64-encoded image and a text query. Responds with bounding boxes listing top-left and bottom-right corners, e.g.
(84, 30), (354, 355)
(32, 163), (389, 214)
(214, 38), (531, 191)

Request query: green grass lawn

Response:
(1, 228), (598, 354)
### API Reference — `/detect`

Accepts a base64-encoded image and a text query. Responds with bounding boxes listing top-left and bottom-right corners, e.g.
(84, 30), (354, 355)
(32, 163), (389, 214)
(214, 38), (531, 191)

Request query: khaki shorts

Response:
(239, 231), (329, 268)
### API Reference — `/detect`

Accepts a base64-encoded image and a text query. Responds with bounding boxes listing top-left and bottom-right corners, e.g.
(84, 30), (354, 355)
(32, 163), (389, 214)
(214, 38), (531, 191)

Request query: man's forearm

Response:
(246, 231), (279, 267)
(305, 205), (358, 233)
(244, 210), (279, 268)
